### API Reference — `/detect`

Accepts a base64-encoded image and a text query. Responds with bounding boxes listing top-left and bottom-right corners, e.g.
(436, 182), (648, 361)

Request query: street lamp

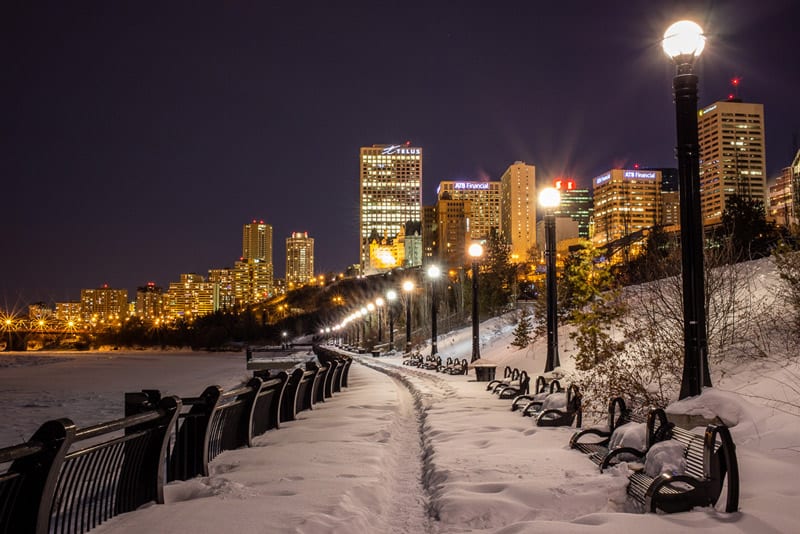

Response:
(360, 307), (368, 349)
(663, 20), (712, 399)
(427, 265), (442, 355)
(387, 289), (398, 350)
(539, 187), (561, 372)
(375, 297), (385, 343)
(468, 243), (484, 362)
(282, 330), (288, 349)
(402, 280), (415, 352)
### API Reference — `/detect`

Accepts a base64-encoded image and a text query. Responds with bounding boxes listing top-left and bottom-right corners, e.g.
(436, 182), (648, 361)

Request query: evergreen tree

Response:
(478, 230), (515, 315)
(511, 307), (533, 348)
(720, 194), (777, 261)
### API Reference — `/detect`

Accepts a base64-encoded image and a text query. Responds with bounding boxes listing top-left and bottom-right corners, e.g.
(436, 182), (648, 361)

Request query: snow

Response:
(2, 258), (800, 533)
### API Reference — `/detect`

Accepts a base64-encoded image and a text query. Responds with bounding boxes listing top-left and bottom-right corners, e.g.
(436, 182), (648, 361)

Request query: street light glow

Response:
(539, 187), (561, 209)
(402, 280), (415, 292)
(375, 297), (385, 307)
(386, 289), (398, 301)
(468, 243), (483, 258)
(427, 265), (441, 279)
(367, 303), (375, 312)
(662, 20), (705, 59)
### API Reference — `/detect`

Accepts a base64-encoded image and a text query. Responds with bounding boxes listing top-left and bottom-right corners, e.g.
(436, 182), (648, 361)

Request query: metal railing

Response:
(0, 347), (353, 533)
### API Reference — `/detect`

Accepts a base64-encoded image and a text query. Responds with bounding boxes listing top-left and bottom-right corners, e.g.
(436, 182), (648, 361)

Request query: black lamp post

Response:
(663, 20), (712, 399)
(468, 243), (484, 362)
(539, 187), (561, 372)
(387, 290), (397, 350)
(402, 280), (415, 353)
(427, 265), (441, 355)
(375, 297), (385, 343)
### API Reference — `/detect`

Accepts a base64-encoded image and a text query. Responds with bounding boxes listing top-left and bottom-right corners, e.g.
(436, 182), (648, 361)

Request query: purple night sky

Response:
(2, 0), (799, 307)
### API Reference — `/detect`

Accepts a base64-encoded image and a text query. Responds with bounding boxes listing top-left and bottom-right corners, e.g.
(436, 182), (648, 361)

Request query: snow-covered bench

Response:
(486, 366), (519, 393)
(495, 370), (530, 399)
(511, 376), (563, 413)
(440, 357), (468, 375)
(526, 384), (582, 427)
(626, 423), (740, 513)
(570, 400), (672, 472)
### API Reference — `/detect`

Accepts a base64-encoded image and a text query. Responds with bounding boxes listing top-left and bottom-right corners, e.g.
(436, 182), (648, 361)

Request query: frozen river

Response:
(0, 350), (249, 446)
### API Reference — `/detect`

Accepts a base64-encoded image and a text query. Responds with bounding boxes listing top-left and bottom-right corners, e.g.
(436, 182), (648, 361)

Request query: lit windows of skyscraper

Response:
(135, 282), (164, 321)
(359, 143), (422, 274)
(553, 178), (593, 239)
(592, 169), (663, 251)
(500, 162), (536, 263)
(286, 231), (315, 287)
(698, 99), (766, 226)
(165, 274), (217, 319)
(437, 180), (501, 241)
(80, 285), (128, 324)
(239, 220), (273, 300)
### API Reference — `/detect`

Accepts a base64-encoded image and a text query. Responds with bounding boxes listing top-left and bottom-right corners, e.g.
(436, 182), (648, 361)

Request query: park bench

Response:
(403, 351), (423, 366)
(570, 398), (672, 472)
(495, 370), (530, 399)
(527, 384), (582, 427)
(626, 423), (740, 513)
(441, 357), (468, 375)
(511, 376), (562, 413)
(486, 366), (519, 393)
(420, 355), (442, 370)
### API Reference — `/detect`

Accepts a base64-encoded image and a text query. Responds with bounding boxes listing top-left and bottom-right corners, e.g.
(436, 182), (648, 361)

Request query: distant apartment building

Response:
(286, 231), (315, 287)
(55, 301), (81, 323)
(135, 282), (164, 321)
(500, 162), (536, 262)
(241, 220), (273, 297)
(80, 285), (128, 324)
(592, 168), (663, 248)
(698, 99), (766, 226)
(359, 143), (423, 273)
(165, 274), (217, 319)
(208, 268), (236, 309)
(422, 205), (438, 262)
(553, 178), (593, 239)
(233, 259), (272, 305)
(437, 180), (501, 241)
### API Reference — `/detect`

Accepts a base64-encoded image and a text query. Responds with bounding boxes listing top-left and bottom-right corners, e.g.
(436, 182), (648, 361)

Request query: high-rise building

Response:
(240, 220), (273, 298)
(698, 99), (767, 226)
(553, 178), (593, 239)
(500, 162), (536, 262)
(793, 148), (800, 223)
(286, 231), (315, 287)
(165, 274), (217, 319)
(592, 168), (663, 248)
(436, 195), (471, 268)
(242, 220), (272, 262)
(233, 259), (272, 305)
(208, 268), (236, 309)
(359, 143), (422, 273)
(422, 205), (438, 262)
(135, 282), (164, 321)
(80, 285), (128, 324)
(437, 181), (501, 241)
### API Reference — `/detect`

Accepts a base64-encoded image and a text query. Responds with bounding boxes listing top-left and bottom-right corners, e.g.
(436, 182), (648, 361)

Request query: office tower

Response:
(437, 180), (501, 241)
(592, 168), (663, 249)
(793, 149), (800, 223)
(436, 195), (472, 269)
(286, 231), (315, 287)
(208, 268), (236, 309)
(135, 282), (164, 321)
(698, 99), (766, 226)
(165, 274), (218, 319)
(80, 285), (128, 323)
(422, 205), (438, 262)
(553, 178), (593, 239)
(359, 143), (423, 273)
(500, 162), (536, 263)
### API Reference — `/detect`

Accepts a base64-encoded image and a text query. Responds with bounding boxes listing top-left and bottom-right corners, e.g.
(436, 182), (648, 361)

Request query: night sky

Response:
(2, 0), (799, 308)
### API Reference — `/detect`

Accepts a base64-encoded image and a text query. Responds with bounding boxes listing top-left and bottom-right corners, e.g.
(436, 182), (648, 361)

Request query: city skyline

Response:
(3, 1), (799, 305)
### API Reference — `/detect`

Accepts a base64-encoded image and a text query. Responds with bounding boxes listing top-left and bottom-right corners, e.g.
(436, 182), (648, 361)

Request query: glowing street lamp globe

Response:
(662, 20), (705, 60)
(402, 280), (415, 293)
(427, 265), (441, 279)
(375, 297), (385, 307)
(386, 289), (397, 302)
(468, 243), (483, 259)
(539, 187), (561, 209)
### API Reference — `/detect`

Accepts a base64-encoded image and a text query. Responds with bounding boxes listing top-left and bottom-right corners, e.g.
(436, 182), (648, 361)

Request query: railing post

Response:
(169, 385), (222, 481)
(6, 419), (75, 534)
